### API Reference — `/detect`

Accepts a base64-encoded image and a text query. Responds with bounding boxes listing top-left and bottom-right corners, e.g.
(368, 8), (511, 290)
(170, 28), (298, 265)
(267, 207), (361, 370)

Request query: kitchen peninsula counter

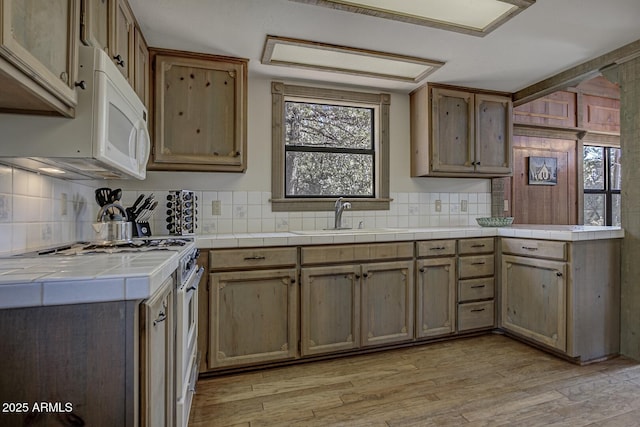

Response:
(0, 243), (194, 309)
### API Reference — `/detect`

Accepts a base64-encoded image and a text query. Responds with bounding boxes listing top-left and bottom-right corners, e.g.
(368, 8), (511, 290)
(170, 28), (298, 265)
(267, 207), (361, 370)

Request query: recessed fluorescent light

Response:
(38, 167), (66, 174)
(289, 0), (535, 36)
(262, 36), (444, 83)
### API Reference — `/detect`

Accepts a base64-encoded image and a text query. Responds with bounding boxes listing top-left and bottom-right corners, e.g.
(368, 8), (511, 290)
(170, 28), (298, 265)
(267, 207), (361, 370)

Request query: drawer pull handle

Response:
(471, 244), (485, 248)
(470, 285), (485, 289)
(556, 272), (563, 277)
(244, 255), (266, 260)
(471, 308), (486, 312)
(153, 311), (167, 326)
(522, 246), (538, 251)
(471, 262), (486, 265)
(430, 246), (446, 250)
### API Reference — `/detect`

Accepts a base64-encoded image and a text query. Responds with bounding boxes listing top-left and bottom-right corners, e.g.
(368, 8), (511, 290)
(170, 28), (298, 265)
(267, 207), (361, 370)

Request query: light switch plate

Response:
(435, 200), (442, 212)
(461, 200), (468, 212)
(504, 199), (509, 212)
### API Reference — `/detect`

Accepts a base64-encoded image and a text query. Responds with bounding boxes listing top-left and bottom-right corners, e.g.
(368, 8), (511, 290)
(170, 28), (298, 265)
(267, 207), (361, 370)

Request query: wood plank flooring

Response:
(189, 335), (640, 426)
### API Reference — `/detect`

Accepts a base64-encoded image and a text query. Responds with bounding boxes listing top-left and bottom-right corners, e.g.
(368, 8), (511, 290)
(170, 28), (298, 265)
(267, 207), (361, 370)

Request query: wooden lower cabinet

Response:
(415, 257), (456, 338)
(500, 238), (621, 362)
(209, 269), (298, 368)
(300, 260), (414, 356)
(140, 279), (175, 427)
(501, 255), (566, 351)
(361, 261), (414, 347)
(301, 264), (360, 356)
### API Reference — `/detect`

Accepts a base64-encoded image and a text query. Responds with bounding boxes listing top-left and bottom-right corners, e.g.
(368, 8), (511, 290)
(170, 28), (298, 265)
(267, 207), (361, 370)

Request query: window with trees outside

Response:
(583, 145), (621, 226)
(271, 82), (391, 211)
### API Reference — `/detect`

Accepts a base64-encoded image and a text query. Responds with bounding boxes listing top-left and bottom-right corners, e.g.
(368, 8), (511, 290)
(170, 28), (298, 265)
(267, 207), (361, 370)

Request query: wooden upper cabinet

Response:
(581, 94), (620, 134)
(431, 87), (475, 173)
(149, 49), (248, 172)
(109, 0), (134, 81)
(133, 26), (149, 109)
(81, 0), (109, 53)
(513, 91), (577, 128)
(0, 0), (80, 116)
(410, 84), (512, 177)
(475, 94), (512, 174)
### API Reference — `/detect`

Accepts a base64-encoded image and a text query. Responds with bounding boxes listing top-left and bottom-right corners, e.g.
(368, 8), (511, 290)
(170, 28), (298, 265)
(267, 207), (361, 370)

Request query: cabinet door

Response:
(501, 255), (566, 351)
(301, 265), (360, 356)
(151, 52), (247, 172)
(431, 87), (474, 173)
(209, 269), (297, 368)
(361, 260), (414, 347)
(475, 93), (512, 174)
(81, 0), (109, 52)
(109, 0), (134, 80)
(141, 282), (174, 427)
(133, 26), (149, 109)
(0, 0), (79, 108)
(416, 257), (456, 338)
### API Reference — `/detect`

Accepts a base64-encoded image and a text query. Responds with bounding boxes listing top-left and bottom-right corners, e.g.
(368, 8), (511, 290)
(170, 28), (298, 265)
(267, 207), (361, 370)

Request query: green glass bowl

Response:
(476, 217), (514, 227)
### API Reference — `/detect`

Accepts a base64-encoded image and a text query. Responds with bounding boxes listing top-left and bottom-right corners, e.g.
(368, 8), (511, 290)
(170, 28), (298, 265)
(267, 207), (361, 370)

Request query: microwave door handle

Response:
(128, 125), (137, 169)
(137, 121), (150, 166)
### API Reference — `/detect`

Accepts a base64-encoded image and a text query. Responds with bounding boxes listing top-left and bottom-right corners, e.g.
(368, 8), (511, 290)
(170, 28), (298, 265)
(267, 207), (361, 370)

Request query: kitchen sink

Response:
(290, 228), (408, 235)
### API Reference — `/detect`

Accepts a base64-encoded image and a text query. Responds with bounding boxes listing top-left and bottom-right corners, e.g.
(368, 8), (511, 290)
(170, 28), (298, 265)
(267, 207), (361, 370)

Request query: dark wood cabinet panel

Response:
(514, 91), (576, 128)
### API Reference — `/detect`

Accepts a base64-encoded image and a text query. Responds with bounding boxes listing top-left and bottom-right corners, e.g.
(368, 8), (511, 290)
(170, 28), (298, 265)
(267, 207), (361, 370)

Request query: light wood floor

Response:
(189, 335), (640, 426)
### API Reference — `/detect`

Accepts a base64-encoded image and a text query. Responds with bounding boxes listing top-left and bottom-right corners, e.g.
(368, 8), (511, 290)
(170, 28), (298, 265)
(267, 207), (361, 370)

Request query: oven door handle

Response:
(186, 266), (205, 293)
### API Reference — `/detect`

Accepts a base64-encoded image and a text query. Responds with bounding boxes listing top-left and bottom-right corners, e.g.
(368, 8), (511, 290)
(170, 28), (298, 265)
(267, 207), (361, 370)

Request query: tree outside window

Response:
(583, 145), (621, 226)
(285, 101), (375, 198)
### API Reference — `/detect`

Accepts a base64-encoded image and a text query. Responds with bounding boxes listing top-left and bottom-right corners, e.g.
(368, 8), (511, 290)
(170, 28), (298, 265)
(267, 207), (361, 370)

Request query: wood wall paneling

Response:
(510, 136), (577, 225)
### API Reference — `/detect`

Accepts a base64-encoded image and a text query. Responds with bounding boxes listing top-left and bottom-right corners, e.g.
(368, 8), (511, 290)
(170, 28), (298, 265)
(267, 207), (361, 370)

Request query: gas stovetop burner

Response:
(19, 238), (193, 257)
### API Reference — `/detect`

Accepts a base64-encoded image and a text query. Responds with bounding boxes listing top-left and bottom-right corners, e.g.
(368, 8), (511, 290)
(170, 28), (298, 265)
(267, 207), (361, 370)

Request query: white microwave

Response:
(0, 46), (150, 180)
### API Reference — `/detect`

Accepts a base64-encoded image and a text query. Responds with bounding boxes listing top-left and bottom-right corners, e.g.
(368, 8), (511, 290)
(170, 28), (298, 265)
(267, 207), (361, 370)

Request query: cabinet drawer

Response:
(458, 277), (494, 302)
(458, 255), (494, 278)
(458, 238), (494, 255)
(458, 301), (494, 331)
(416, 240), (456, 257)
(501, 238), (566, 261)
(210, 247), (297, 270)
(301, 242), (413, 265)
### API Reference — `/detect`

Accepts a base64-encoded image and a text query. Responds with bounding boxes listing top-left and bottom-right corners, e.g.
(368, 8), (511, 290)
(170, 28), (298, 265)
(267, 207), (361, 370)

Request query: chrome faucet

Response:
(334, 197), (352, 229)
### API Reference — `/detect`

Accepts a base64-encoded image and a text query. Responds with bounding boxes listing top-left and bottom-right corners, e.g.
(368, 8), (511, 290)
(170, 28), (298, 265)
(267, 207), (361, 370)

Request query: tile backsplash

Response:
(0, 166), (96, 255)
(120, 189), (491, 236)
(0, 164), (491, 255)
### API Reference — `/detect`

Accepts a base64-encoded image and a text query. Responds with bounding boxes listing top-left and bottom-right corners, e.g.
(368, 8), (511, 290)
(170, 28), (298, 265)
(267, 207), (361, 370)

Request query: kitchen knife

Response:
(131, 194), (145, 212)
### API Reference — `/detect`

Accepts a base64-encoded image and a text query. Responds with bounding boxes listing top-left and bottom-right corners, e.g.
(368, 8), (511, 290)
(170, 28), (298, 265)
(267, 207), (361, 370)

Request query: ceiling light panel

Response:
(290, 0), (535, 36)
(262, 36), (444, 83)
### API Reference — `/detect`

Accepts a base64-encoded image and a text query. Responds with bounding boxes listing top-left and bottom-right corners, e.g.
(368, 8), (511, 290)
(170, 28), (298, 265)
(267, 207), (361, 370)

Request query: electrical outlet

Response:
(212, 200), (222, 215)
(435, 200), (442, 212)
(61, 193), (68, 216)
(461, 200), (468, 212)
(504, 199), (509, 212)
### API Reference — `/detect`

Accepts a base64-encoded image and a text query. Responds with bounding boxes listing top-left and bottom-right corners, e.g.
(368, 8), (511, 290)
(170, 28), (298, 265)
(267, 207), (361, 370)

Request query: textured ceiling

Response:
(129, 0), (640, 93)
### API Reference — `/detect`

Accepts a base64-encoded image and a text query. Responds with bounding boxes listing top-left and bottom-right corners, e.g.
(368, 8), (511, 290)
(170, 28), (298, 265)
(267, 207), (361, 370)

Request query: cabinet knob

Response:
(113, 54), (125, 67)
(419, 267), (425, 273)
(74, 80), (87, 90)
(556, 272), (563, 277)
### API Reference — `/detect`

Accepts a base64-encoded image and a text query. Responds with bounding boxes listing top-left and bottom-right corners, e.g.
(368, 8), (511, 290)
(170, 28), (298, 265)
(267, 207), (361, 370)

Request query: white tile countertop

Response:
(196, 225), (624, 249)
(0, 242), (194, 309)
(0, 226), (622, 310)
